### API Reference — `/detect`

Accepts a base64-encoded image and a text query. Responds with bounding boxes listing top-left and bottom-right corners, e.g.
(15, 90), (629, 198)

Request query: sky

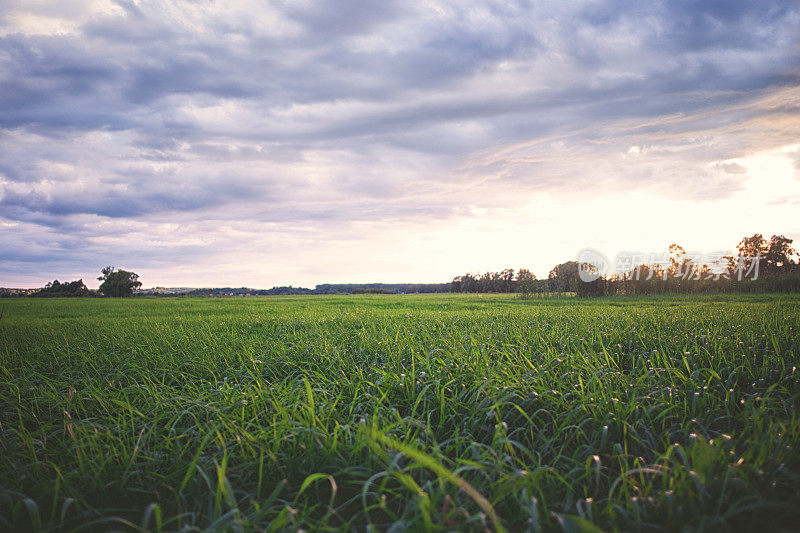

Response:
(1, 0), (799, 289)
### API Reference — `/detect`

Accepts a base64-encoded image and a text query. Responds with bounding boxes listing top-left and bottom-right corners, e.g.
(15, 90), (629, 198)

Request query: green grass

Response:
(1, 294), (799, 531)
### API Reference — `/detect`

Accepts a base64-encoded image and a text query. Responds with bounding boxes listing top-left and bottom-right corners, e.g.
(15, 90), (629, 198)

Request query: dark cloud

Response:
(0, 168), (273, 219)
(279, 0), (406, 39)
(2, 1), (797, 137)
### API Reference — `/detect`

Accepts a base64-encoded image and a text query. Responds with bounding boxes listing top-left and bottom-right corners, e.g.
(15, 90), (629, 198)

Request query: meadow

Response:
(1, 294), (799, 531)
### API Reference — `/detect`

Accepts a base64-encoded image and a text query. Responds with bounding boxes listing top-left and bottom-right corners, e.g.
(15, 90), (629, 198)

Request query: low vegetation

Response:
(1, 294), (799, 531)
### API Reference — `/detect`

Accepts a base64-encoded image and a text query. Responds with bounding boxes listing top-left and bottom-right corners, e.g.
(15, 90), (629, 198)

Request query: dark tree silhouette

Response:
(735, 233), (769, 276)
(98, 266), (141, 297)
(34, 279), (90, 297)
(764, 235), (797, 275)
(450, 232), (798, 298)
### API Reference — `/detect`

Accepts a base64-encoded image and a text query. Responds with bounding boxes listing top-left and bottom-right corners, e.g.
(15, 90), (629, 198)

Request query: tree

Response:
(34, 279), (90, 297)
(667, 243), (686, 277)
(548, 261), (580, 293)
(736, 233), (768, 275)
(515, 268), (537, 297)
(499, 268), (515, 292)
(764, 235), (797, 275)
(735, 233), (797, 277)
(737, 234), (767, 258)
(98, 266), (141, 297)
(450, 276), (463, 293)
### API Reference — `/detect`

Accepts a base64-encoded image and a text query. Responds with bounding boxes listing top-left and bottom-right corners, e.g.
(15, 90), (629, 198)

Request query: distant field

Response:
(1, 294), (799, 531)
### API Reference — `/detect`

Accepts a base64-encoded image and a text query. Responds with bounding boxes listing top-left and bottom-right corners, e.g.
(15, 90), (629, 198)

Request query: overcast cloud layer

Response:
(1, 0), (799, 287)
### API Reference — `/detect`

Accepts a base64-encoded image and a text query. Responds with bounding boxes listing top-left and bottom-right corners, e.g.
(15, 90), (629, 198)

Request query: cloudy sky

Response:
(1, 0), (799, 288)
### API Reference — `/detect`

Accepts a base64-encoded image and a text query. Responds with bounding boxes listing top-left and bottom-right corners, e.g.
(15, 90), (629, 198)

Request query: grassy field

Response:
(1, 294), (799, 531)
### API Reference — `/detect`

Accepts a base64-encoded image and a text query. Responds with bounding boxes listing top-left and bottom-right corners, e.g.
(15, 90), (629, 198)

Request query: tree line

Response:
(171, 283), (451, 297)
(577, 234), (799, 297)
(450, 233), (800, 297)
(5, 233), (798, 299)
(450, 268), (546, 295)
(0, 267), (142, 298)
